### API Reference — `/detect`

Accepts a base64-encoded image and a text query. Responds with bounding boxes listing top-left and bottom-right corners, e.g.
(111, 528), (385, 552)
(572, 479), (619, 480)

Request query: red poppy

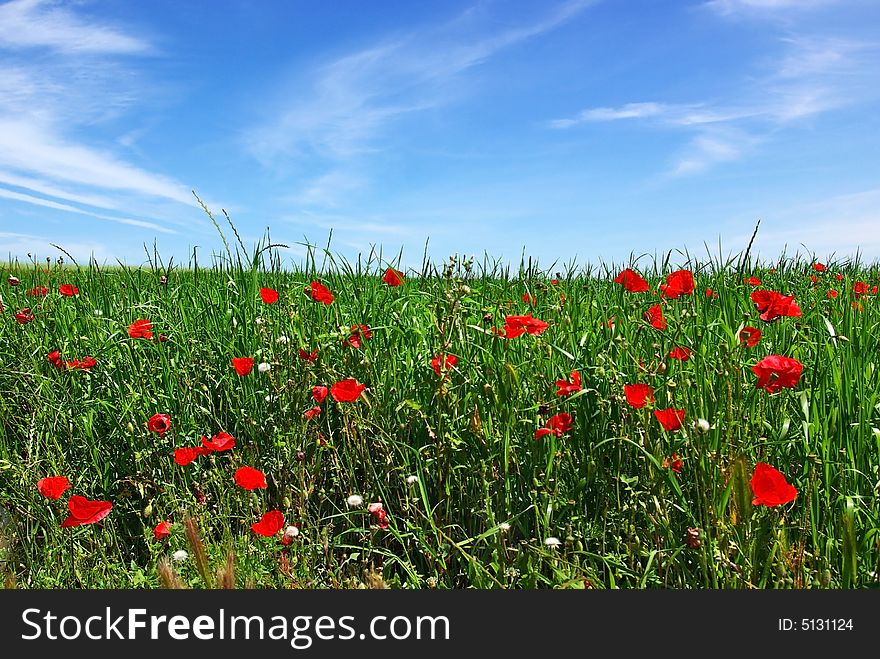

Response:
(705, 288), (718, 298)
(259, 287), (279, 304)
(201, 431), (235, 452)
(252, 510), (285, 537)
(235, 466), (267, 490)
(382, 268), (404, 287)
(835, 273), (844, 281)
(660, 270), (695, 298)
(330, 378), (366, 402)
(47, 350), (63, 369)
(624, 383), (655, 408)
(232, 357), (254, 376)
(344, 324), (372, 348)
(654, 408), (685, 431)
(148, 413), (171, 436)
(299, 348), (318, 363)
(645, 304), (666, 330)
(853, 281), (877, 299)
(744, 277), (761, 286)
(152, 520), (172, 540)
(614, 269), (649, 293)
(535, 412), (573, 439)
(809, 275), (818, 284)
(752, 355), (803, 393)
(750, 290), (801, 322)
(668, 346), (691, 361)
(813, 263), (826, 272)
(662, 453), (683, 474)
(37, 476), (71, 500)
(431, 354), (458, 377)
(522, 293), (536, 305)
(750, 462), (798, 506)
(174, 446), (211, 466)
(26, 286), (48, 297)
(307, 281), (334, 305)
(128, 319), (153, 339)
(493, 314), (549, 339)
(739, 326), (761, 347)
(368, 502), (390, 530)
(555, 370), (581, 397)
(60, 495), (113, 528)
(66, 356), (97, 370)
(7, 275), (19, 286)
(15, 308), (34, 324)
(58, 284), (78, 296)
(312, 385), (329, 403)
(826, 289), (838, 299)
(492, 324), (525, 339)
(304, 405), (322, 420)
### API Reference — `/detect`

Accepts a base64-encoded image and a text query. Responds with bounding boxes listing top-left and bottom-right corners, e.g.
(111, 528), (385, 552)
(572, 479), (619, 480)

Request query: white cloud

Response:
(0, 231), (112, 263)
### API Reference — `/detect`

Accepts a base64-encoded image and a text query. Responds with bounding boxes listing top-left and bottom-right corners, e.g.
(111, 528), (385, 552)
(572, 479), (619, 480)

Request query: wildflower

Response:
(60, 496), (112, 528)
(304, 406), (322, 420)
(174, 446), (208, 466)
(368, 502), (389, 529)
(201, 431), (235, 452)
(685, 527), (702, 549)
(257, 361), (271, 373)
(58, 284), (78, 296)
(645, 304), (666, 330)
(544, 537), (561, 548)
(522, 293), (536, 305)
(311, 385), (329, 403)
(744, 277), (761, 286)
(344, 324), (372, 348)
(739, 326), (761, 347)
(654, 408), (686, 431)
(252, 511), (285, 537)
(307, 281), (334, 305)
(66, 356), (97, 370)
(128, 319), (153, 339)
(493, 314), (549, 338)
(298, 347), (317, 361)
(26, 286), (48, 297)
(750, 463), (798, 506)
(624, 383), (655, 408)
(231, 357), (254, 376)
(152, 521), (172, 540)
(47, 351), (63, 369)
(148, 413), (171, 436)
(406, 475), (419, 485)
(382, 268), (404, 287)
(431, 354), (458, 378)
(7, 275), (19, 286)
(750, 290), (801, 322)
(330, 378), (366, 402)
(705, 288), (718, 298)
(555, 370), (581, 397)
(662, 452), (683, 474)
(827, 289), (838, 299)
(346, 494), (364, 508)
(660, 270), (695, 298)
(159, 275), (168, 286)
(15, 308), (34, 324)
(93, 309), (103, 316)
(498, 522), (511, 532)
(693, 417), (711, 434)
(259, 287), (279, 304)
(234, 466), (267, 490)
(813, 263), (826, 272)
(172, 549), (189, 562)
(752, 355), (803, 393)
(535, 412), (573, 439)
(668, 346), (692, 361)
(36, 476), (71, 500)
(281, 525), (300, 545)
(614, 269), (649, 293)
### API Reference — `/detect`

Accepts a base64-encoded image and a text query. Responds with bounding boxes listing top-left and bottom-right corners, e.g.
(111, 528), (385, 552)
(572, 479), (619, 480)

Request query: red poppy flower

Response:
(368, 502), (390, 530)
(853, 281), (876, 299)
(304, 405), (322, 420)
(739, 326), (761, 347)
(382, 268), (404, 287)
(299, 348), (318, 363)
(60, 495), (113, 528)
(15, 308), (34, 324)
(330, 378), (366, 402)
(654, 408), (685, 431)
(235, 466), (267, 490)
(522, 293), (536, 305)
(624, 383), (655, 408)
(555, 370), (581, 397)
(668, 346), (691, 361)
(344, 324), (372, 348)
(431, 354), (458, 377)
(662, 453), (683, 474)
(492, 324), (526, 339)
(660, 270), (695, 299)
(26, 286), (48, 297)
(835, 273), (843, 281)
(312, 385), (329, 403)
(152, 520), (172, 540)
(47, 350), (63, 369)
(307, 281), (334, 305)
(645, 304), (666, 330)
(809, 275), (818, 284)
(7, 275), (19, 286)
(495, 314), (549, 338)
(201, 431), (235, 452)
(128, 319), (153, 339)
(750, 462), (798, 506)
(37, 476), (71, 500)
(252, 510), (285, 537)
(614, 269), (649, 293)
(58, 283), (78, 296)
(66, 356), (97, 370)
(705, 288), (718, 298)
(750, 290), (801, 322)
(744, 277), (761, 286)
(813, 263), (826, 272)
(826, 289), (838, 299)
(232, 357), (254, 376)
(259, 287), (279, 304)
(174, 446), (211, 466)
(535, 412), (573, 439)
(148, 413), (171, 436)
(752, 355), (803, 393)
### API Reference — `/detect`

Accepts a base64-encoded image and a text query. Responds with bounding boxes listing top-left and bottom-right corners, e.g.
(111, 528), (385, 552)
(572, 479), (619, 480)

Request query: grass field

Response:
(1, 234), (878, 589)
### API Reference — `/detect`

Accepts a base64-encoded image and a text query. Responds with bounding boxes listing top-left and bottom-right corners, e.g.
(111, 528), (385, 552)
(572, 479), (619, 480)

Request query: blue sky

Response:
(1, 0), (879, 271)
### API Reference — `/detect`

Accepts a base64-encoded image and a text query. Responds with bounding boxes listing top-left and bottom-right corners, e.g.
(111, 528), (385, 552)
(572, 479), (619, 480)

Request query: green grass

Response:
(0, 239), (878, 589)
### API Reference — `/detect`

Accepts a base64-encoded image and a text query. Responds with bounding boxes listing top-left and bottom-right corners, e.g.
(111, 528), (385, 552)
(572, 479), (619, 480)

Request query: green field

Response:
(1, 238), (878, 589)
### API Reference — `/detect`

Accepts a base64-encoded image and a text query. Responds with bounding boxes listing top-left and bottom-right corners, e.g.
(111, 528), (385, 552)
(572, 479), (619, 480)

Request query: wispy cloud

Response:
(704, 0), (838, 18)
(245, 0), (596, 206)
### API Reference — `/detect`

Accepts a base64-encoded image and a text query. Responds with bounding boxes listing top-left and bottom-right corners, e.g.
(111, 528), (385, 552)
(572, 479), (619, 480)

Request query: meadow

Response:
(1, 231), (878, 589)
